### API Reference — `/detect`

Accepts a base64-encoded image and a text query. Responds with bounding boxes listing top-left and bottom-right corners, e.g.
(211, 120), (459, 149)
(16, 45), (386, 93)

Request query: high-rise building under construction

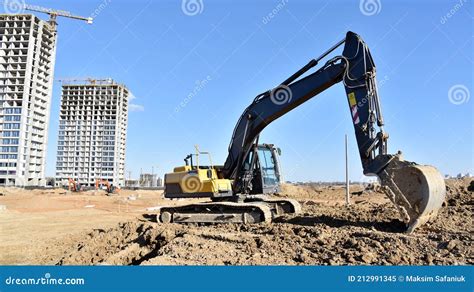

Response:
(0, 14), (57, 186)
(55, 79), (129, 187)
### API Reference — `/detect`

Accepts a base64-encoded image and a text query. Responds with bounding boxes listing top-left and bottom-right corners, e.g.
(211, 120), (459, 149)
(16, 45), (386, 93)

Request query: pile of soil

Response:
(55, 179), (473, 265)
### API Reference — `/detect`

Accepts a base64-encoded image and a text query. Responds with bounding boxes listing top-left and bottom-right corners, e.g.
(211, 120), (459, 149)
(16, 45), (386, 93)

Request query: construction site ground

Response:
(0, 178), (472, 265)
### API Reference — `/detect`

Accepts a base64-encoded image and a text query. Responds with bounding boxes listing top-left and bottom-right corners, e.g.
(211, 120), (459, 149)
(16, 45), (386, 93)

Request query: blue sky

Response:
(5, 0), (472, 181)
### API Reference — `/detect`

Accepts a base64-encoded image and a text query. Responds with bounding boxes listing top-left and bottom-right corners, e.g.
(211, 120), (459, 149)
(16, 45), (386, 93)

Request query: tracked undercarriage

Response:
(157, 198), (301, 224)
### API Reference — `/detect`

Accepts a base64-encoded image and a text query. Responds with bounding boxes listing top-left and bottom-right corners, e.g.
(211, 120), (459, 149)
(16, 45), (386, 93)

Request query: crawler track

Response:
(157, 198), (301, 224)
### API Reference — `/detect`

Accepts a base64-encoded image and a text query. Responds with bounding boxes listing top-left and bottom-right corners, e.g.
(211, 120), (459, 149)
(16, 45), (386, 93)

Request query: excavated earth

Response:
(51, 178), (473, 265)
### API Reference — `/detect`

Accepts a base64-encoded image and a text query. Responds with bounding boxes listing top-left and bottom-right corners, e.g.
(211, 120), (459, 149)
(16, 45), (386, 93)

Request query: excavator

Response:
(68, 178), (82, 192)
(159, 31), (446, 232)
(95, 179), (119, 195)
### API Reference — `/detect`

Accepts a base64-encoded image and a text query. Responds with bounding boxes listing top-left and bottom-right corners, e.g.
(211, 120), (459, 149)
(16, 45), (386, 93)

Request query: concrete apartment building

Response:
(139, 173), (158, 188)
(0, 14), (57, 186)
(55, 79), (128, 187)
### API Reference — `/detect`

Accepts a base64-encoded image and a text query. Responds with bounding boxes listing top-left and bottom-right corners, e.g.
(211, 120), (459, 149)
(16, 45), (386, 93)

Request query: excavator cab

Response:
(164, 144), (283, 199)
(242, 144), (282, 195)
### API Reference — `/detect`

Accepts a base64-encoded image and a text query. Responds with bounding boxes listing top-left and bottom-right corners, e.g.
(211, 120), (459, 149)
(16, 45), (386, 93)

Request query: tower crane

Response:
(1, 1), (92, 31)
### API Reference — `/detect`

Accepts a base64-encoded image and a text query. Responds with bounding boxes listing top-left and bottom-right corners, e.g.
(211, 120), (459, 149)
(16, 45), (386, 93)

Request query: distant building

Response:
(55, 79), (129, 187)
(0, 14), (57, 186)
(125, 179), (139, 188)
(139, 173), (157, 188)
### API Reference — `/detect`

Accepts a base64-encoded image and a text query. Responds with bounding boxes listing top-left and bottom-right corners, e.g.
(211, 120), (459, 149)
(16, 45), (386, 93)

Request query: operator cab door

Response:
(256, 145), (281, 194)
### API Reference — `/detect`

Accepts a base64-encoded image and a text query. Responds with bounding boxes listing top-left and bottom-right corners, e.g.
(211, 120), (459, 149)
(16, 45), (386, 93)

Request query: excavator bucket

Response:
(378, 155), (446, 233)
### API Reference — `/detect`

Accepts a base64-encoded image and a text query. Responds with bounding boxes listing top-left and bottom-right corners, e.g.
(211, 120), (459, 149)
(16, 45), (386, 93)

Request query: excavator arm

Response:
(222, 32), (387, 184)
(221, 31), (445, 231)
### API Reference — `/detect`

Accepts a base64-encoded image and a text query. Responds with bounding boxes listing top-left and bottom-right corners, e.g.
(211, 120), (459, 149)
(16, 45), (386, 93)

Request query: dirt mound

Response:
(445, 178), (473, 206)
(0, 187), (28, 196)
(55, 179), (473, 266)
(424, 178), (473, 235)
(57, 222), (175, 265)
(280, 183), (363, 200)
(56, 218), (471, 265)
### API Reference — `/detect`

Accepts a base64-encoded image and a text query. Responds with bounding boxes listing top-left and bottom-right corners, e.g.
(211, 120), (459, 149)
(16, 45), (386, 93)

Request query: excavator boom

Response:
(222, 32), (388, 184)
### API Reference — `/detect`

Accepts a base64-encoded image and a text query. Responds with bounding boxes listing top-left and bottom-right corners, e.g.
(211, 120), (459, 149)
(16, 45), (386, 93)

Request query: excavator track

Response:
(245, 197), (302, 217)
(157, 198), (301, 224)
(158, 201), (273, 224)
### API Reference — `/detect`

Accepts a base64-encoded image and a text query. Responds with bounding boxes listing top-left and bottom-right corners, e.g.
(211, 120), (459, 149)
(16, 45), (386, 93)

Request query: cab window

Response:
(258, 148), (279, 186)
